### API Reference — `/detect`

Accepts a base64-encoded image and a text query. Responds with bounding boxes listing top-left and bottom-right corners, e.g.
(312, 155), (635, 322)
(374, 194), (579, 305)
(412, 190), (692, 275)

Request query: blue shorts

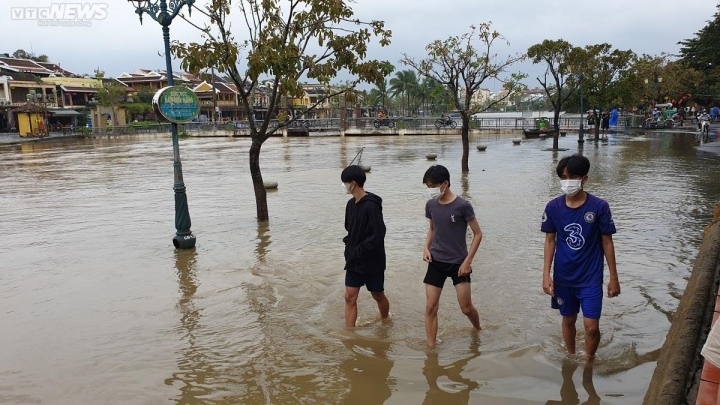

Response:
(345, 270), (385, 293)
(551, 284), (603, 319)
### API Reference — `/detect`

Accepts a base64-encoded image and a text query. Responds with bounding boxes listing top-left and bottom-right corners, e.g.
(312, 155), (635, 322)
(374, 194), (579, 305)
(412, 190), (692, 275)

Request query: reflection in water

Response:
(339, 137), (348, 168)
(341, 328), (395, 405)
(255, 222), (272, 263)
(546, 359), (600, 405)
(460, 173), (470, 200)
(165, 249), (216, 403)
(422, 335), (481, 404)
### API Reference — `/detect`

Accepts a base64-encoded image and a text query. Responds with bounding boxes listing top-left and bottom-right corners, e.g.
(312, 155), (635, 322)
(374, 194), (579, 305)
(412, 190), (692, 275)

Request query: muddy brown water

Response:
(1, 131), (719, 404)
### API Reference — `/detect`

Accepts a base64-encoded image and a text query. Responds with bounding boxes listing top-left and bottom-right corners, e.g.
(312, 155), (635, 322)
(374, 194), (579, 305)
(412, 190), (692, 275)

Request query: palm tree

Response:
(369, 80), (390, 110)
(389, 70), (419, 116)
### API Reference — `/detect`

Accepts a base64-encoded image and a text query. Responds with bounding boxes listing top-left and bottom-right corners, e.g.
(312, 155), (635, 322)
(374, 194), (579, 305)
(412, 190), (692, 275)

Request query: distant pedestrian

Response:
(601, 111), (610, 139)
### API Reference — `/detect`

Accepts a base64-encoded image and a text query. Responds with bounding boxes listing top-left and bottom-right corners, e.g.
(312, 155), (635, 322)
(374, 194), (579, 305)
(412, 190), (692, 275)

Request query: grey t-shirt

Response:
(425, 196), (476, 264)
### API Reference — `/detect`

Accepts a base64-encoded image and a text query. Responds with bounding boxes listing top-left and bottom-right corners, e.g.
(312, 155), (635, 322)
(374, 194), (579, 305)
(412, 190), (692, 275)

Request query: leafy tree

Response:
(135, 86), (155, 104)
(95, 84), (128, 127)
(402, 23), (525, 172)
(678, 4), (720, 96)
(12, 49), (32, 59)
(575, 44), (634, 139)
(172, 0), (392, 221)
(11, 49), (49, 62)
(527, 39), (583, 150)
(124, 102), (153, 120)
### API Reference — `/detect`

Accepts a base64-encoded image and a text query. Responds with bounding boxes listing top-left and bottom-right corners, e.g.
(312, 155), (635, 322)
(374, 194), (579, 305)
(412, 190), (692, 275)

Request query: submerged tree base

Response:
(543, 148), (570, 152)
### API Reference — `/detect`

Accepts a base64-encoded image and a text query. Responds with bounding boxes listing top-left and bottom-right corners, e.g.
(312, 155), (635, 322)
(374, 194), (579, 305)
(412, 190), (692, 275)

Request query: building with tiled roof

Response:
(0, 57), (55, 76)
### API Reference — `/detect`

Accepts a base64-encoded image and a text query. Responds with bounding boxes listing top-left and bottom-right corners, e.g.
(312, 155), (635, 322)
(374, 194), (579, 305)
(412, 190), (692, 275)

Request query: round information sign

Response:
(152, 86), (200, 123)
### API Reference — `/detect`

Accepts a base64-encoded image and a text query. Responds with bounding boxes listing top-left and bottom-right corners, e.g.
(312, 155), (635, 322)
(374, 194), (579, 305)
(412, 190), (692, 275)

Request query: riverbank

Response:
(644, 202), (720, 404)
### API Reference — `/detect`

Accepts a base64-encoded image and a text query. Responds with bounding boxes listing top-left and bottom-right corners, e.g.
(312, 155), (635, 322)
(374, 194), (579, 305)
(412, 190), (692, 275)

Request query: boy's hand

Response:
(423, 248), (432, 263)
(458, 261), (472, 276)
(542, 275), (554, 297)
(607, 278), (621, 298)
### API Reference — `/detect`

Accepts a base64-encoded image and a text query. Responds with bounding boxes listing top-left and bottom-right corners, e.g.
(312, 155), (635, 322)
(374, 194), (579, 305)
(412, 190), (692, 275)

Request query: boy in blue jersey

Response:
(541, 154), (620, 361)
(423, 165), (483, 348)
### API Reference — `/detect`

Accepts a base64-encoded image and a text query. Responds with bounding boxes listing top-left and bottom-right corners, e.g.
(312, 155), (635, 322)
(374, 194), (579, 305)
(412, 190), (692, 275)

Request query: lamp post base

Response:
(173, 233), (196, 249)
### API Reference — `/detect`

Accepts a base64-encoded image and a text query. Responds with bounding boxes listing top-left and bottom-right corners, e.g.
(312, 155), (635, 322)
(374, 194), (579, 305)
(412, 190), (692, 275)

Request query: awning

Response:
(49, 109), (83, 116)
(60, 85), (100, 93)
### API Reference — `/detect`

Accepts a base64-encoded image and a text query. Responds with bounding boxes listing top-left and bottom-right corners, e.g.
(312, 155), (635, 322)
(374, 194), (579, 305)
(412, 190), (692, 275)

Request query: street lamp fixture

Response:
(645, 76), (663, 104)
(128, 0), (197, 249)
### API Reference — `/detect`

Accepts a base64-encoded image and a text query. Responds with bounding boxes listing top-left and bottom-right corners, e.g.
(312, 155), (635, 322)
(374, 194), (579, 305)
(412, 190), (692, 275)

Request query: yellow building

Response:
(12, 102), (46, 137)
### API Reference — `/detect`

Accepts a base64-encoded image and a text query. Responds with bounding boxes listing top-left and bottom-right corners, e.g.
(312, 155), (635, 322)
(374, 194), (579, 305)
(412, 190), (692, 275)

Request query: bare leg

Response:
(583, 317), (600, 361)
(454, 282), (481, 330)
(344, 286), (360, 328)
(371, 291), (390, 319)
(562, 315), (578, 354)
(425, 284), (442, 348)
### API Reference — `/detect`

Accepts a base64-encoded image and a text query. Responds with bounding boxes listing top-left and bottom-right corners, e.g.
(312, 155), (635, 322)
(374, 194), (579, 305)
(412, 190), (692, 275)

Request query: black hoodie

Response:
(343, 192), (386, 275)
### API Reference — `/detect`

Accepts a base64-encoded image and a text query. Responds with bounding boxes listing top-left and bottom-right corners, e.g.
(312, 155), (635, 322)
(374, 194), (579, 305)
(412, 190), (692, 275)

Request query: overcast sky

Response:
(1, 0), (716, 91)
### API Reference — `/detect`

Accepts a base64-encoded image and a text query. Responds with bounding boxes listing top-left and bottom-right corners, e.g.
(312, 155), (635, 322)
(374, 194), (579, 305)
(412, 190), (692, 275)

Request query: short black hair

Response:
(341, 165), (366, 187)
(556, 154), (590, 178)
(423, 165), (450, 186)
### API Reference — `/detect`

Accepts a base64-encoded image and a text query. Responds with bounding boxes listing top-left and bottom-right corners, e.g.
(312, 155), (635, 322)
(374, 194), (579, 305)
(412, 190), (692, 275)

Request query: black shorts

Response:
(345, 270), (385, 292)
(601, 122), (609, 129)
(423, 260), (471, 288)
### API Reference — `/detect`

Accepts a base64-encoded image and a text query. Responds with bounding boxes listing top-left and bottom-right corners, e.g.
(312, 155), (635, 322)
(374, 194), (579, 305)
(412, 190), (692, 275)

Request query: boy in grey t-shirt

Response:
(422, 165), (483, 348)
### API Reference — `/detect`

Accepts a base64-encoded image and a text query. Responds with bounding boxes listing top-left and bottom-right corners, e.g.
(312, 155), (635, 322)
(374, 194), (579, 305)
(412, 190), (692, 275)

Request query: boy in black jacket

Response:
(341, 165), (390, 327)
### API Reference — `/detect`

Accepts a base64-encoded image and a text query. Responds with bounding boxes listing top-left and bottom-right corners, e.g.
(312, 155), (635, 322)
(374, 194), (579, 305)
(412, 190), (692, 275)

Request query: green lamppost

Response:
(128, 0), (197, 249)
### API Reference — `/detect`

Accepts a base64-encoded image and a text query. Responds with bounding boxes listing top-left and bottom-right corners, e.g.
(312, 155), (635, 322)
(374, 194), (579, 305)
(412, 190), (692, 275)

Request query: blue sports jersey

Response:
(541, 193), (616, 287)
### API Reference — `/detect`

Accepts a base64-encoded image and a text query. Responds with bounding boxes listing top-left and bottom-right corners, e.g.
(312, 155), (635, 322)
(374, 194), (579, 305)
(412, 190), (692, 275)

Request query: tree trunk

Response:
(461, 116), (470, 172)
(249, 137), (269, 221)
(552, 111), (560, 150)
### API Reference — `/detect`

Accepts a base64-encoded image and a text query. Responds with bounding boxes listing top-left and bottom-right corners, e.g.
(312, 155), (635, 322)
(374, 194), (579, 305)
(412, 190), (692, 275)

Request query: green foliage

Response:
(389, 70), (418, 115)
(135, 86), (155, 104)
(96, 84), (128, 107)
(124, 102), (153, 117)
(12, 49), (48, 62)
(678, 5), (720, 96)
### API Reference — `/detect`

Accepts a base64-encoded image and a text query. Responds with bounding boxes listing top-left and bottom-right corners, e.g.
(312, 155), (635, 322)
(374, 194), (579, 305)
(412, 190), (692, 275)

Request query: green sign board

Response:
(152, 86), (200, 123)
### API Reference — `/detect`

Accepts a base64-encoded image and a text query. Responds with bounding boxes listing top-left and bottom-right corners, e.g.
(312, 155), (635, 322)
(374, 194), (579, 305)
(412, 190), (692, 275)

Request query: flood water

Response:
(2, 131), (720, 404)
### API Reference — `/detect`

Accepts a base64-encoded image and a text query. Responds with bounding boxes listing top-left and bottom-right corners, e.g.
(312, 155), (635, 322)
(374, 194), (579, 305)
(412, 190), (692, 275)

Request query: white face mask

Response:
(342, 182), (353, 194)
(428, 186), (444, 199)
(560, 179), (582, 196)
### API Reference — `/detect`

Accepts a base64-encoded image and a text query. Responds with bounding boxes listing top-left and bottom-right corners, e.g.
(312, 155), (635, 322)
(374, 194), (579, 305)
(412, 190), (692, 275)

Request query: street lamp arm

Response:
(130, 0), (194, 25)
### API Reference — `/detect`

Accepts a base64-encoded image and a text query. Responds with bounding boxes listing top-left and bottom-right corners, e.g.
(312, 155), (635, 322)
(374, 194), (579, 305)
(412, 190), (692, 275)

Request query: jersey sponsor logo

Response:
(542, 212), (547, 223)
(451, 214), (456, 223)
(584, 211), (596, 223)
(564, 223), (585, 250)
